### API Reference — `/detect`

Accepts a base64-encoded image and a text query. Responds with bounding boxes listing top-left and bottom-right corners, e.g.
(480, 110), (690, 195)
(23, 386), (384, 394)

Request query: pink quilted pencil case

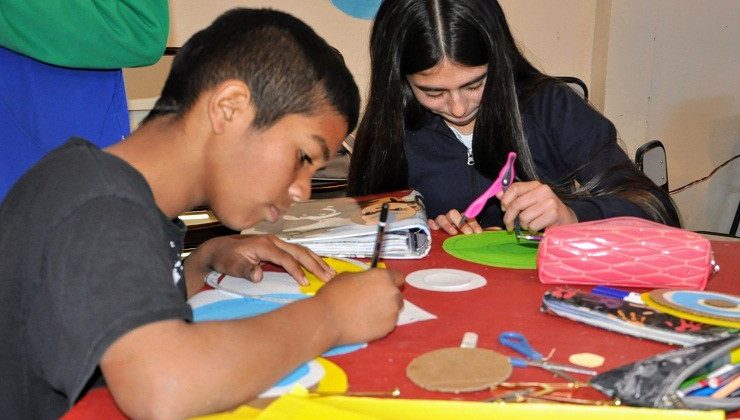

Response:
(537, 217), (719, 290)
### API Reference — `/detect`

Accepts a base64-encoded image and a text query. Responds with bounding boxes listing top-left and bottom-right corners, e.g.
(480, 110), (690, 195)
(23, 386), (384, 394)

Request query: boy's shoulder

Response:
(5, 137), (155, 218)
(32, 137), (141, 189)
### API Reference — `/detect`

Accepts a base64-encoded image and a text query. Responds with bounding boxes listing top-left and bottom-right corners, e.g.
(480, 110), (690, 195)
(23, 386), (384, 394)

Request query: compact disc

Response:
(405, 268), (487, 292)
(647, 289), (740, 322)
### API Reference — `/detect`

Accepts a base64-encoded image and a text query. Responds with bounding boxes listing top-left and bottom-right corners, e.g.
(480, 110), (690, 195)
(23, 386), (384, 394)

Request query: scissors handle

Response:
(499, 331), (543, 360)
(461, 152), (517, 220)
(509, 357), (530, 368)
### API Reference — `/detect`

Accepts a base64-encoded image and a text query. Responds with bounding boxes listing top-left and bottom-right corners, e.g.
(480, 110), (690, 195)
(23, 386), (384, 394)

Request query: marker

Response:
(591, 286), (644, 304)
(708, 365), (740, 388)
(687, 386), (716, 397)
(369, 203), (389, 268)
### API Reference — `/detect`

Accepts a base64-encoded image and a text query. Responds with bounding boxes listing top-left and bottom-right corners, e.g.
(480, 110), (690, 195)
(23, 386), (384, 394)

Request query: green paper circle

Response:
(442, 231), (538, 269)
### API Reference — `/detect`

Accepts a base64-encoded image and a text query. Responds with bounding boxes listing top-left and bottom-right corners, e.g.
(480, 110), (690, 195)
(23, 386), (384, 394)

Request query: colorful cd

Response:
(642, 289), (740, 329)
(442, 231), (538, 269)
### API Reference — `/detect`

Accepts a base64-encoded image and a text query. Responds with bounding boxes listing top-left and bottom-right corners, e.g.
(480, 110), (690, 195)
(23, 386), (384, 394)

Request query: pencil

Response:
(370, 203), (390, 268)
(711, 375), (740, 399)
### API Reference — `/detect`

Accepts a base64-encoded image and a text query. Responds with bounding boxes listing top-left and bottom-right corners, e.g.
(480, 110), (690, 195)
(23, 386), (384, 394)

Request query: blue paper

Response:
(192, 295), (366, 356)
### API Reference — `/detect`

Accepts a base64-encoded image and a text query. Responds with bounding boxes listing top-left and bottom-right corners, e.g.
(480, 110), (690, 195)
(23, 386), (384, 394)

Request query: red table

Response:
(64, 232), (739, 418)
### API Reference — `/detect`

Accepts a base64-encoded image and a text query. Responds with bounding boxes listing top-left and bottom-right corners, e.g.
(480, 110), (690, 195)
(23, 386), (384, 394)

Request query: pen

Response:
(370, 203), (389, 268)
(591, 286), (629, 300)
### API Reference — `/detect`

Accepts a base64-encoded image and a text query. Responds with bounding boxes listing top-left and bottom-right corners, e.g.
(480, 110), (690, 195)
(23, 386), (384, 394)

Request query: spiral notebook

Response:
(241, 190), (431, 259)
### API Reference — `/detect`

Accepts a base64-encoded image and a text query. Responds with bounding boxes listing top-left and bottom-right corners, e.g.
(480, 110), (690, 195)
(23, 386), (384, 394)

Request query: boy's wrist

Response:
(311, 290), (346, 348)
(183, 242), (215, 296)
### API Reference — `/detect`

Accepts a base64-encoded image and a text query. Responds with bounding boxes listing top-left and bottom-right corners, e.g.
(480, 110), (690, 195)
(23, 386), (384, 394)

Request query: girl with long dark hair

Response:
(347, 0), (679, 234)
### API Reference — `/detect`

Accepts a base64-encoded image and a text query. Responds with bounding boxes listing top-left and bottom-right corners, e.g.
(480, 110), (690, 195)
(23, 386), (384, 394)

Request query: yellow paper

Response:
(300, 257), (384, 294)
(315, 357), (349, 393)
(191, 358), (348, 420)
(254, 395), (725, 420)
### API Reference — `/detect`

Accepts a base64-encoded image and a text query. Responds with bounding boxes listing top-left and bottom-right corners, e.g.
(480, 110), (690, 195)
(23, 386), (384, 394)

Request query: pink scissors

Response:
(457, 151), (518, 233)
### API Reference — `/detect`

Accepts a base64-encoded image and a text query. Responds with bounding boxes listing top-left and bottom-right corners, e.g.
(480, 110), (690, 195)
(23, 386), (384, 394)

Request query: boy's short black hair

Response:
(146, 8), (359, 132)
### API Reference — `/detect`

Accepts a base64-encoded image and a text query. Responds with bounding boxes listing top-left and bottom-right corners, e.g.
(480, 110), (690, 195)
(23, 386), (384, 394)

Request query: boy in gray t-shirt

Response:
(0, 9), (404, 419)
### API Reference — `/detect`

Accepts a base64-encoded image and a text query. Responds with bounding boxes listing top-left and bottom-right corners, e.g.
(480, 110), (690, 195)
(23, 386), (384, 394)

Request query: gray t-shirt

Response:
(0, 138), (192, 418)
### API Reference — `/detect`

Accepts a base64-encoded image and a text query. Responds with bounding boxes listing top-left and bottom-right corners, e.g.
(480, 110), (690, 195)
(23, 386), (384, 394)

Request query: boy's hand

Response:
(428, 209), (482, 235)
(185, 235), (334, 295)
(315, 268), (404, 345)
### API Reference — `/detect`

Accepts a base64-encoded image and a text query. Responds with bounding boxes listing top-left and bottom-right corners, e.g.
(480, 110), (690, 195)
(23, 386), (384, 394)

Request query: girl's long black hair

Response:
(347, 0), (679, 226)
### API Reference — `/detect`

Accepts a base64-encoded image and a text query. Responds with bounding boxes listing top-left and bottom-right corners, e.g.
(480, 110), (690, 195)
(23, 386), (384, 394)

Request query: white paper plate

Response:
(405, 268), (486, 292)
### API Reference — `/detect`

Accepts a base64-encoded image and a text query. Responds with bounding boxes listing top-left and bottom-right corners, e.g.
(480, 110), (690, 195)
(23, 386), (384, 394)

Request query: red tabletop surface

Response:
(64, 232), (739, 418)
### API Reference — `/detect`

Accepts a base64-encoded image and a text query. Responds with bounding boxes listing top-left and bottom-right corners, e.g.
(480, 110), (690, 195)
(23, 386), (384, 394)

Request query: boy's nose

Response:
(289, 175), (312, 203)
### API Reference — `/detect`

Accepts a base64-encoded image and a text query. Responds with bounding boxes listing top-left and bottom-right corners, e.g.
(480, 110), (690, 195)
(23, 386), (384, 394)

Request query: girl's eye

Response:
(467, 83), (484, 91)
(300, 151), (313, 166)
(425, 91), (444, 99)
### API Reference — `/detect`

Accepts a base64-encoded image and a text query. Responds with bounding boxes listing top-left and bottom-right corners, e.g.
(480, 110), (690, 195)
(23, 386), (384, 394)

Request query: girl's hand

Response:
(428, 209), (483, 235)
(496, 181), (577, 232)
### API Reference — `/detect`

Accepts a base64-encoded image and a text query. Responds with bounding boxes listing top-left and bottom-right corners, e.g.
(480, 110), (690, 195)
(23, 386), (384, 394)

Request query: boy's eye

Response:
(300, 151), (313, 166)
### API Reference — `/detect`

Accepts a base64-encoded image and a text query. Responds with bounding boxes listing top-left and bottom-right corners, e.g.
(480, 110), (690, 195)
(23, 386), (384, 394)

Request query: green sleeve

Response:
(0, 0), (168, 69)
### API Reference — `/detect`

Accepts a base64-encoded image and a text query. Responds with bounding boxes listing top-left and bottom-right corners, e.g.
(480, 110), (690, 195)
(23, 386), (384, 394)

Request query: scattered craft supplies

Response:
(242, 190), (430, 259)
(541, 288), (737, 347)
(537, 216), (718, 289)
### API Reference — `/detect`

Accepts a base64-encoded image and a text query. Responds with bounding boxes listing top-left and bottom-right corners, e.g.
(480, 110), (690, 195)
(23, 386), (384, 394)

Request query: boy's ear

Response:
(208, 80), (255, 134)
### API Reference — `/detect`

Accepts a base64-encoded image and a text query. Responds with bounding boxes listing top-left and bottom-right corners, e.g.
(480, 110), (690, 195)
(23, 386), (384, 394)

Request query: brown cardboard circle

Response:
(406, 347), (512, 393)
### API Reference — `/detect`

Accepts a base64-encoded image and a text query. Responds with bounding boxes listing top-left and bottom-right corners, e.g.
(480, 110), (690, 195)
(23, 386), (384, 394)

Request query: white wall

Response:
(500, 0), (596, 89)
(126, 0), (596, 109)
(600, 0), (740, 232)
(124, 0), (740, 234)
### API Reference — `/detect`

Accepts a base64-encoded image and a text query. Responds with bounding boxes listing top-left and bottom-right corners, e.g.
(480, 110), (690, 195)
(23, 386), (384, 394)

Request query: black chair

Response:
(556, 76), (589, 101)
(635, 140), (739, 237)
(635, 140), (669, 192)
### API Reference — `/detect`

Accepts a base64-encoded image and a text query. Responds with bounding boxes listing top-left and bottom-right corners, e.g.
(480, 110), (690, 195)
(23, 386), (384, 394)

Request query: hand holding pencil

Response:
(370, 203), (390, 268)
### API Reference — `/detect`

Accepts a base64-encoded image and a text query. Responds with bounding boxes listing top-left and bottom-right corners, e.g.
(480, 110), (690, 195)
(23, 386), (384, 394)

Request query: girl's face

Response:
(406, 58), (487, 135)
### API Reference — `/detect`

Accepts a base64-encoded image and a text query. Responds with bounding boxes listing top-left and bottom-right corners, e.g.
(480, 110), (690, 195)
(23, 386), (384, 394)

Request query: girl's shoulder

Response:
(524, 81), (587, 112)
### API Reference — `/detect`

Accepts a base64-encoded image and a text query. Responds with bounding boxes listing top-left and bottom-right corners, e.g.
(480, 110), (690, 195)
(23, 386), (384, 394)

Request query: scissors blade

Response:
(456, 215), (468, 229)
(530, 360), (598, 376)
(513, 219), (522, 243)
